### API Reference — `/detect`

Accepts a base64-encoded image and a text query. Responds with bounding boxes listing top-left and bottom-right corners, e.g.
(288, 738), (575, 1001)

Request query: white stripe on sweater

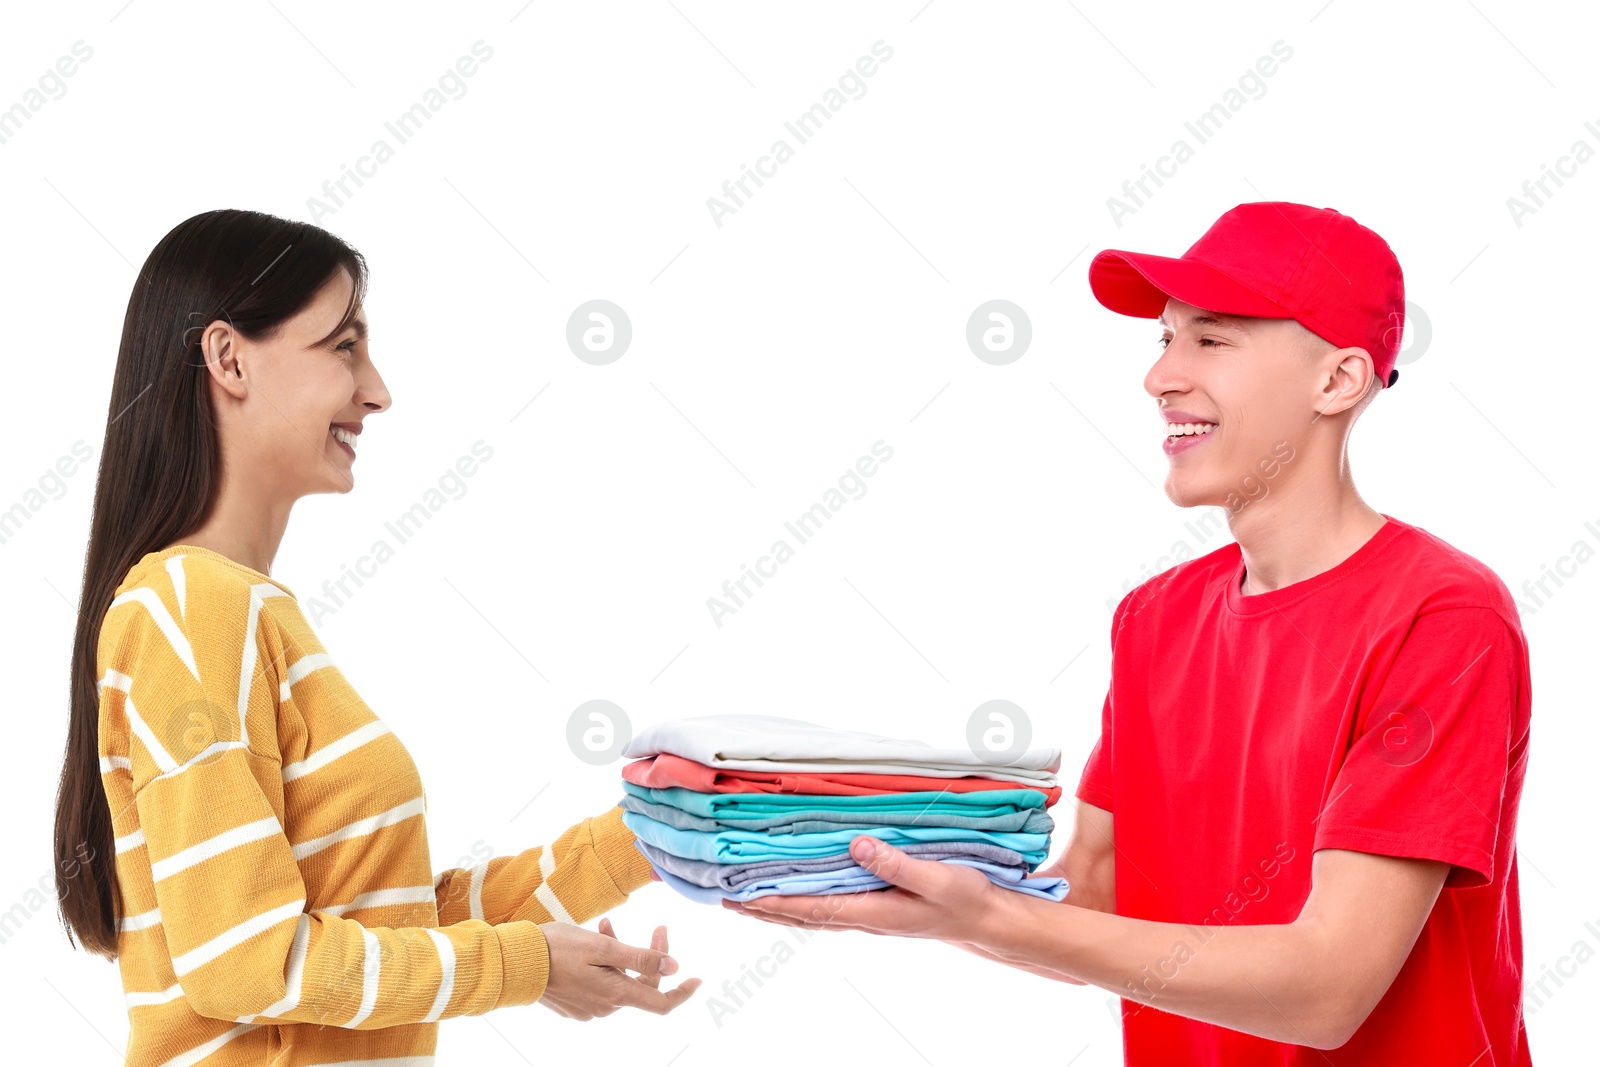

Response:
(98, 667), (132, 699)
(113, 648), (253, 780)
(255, 582), (291, 602)
(126, 695), (178, 774)
(320, 885), (435, 918)
(166, 556), (188, 623)
(291, 797), (426, 862)
(115, 828), (145, 853)
(108, 586), (199, 682)
(279, 652), (336, 702)
(282, 720), (390, 784)
(235, 588), (267, 750)
(535, 846), (575, 924)
(171, 898), (304, 976)
(139, 743), (255, 797)
(125, 983), (184, 1009)
(118, 907), (161, 932)
(422, 929), (455, 1024)
(236, 912), (312, 1022)
(345, 927), (382, 1027)
(237, 913), (311, 1022)
(151, 815), (282, 882)
(156, 1022), (259, 1067)
(468, 861), (488, 921)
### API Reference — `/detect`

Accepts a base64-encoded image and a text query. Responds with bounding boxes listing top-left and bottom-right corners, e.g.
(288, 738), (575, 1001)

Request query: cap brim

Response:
(1088, 250), (1289, 321)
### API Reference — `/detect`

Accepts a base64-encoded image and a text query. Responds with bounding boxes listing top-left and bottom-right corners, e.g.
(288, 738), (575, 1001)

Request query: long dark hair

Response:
(55, 209), (367, 958)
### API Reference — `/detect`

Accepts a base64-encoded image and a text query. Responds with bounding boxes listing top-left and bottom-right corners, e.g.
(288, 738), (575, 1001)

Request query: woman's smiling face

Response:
(205, 266), (391, 500)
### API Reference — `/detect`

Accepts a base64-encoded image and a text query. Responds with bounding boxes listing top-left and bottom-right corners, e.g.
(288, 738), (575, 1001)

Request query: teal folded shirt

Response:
(619, 784), (1053, 835)
(621, 780), (1046, 816)
(621, 808), (1051, 865)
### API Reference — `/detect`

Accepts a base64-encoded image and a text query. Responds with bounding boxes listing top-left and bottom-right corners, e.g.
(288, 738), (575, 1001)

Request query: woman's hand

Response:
(537, 918), (701, 1020)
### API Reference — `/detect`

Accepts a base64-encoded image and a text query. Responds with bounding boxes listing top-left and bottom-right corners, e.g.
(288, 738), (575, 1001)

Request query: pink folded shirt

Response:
(621, 752), (1062, 808)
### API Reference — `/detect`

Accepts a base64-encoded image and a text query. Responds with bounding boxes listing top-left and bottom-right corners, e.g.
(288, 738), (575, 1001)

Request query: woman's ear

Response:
(199, 320), (249, 401)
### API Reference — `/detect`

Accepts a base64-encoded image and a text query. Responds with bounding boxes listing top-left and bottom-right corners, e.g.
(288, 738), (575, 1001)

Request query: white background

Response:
(3, 1), (1595, 1063)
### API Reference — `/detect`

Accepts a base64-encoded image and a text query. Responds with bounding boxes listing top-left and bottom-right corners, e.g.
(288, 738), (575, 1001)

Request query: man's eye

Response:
(1156, 337), (1171, 349)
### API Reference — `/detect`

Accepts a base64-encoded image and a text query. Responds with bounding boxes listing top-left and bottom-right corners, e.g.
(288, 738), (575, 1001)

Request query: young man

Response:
(728, 202), (1533, 1064)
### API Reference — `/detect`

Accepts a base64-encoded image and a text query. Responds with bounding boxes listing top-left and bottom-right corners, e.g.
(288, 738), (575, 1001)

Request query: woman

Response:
(52, 209), (698, 1065)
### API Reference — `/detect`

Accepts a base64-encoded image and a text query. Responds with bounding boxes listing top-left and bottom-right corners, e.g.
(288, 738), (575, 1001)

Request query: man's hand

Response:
(723, 803), (1115, 985)
(939, 842), (1096, 985)
(537, 919), (701, 1021)
(939, 800), (1113, 985)
(724, 837), (1086, 983)
(723, 835), (1001, 944)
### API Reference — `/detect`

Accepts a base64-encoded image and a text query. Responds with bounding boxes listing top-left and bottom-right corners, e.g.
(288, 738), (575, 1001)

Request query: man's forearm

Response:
(973, 892), (1352, 1048)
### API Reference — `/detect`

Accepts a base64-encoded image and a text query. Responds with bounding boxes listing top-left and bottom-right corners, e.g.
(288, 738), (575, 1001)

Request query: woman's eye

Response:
(336, 340), (356, 358)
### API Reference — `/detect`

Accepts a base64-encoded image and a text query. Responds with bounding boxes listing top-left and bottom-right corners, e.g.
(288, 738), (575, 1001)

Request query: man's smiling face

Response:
(1144, 297), (1335, 510)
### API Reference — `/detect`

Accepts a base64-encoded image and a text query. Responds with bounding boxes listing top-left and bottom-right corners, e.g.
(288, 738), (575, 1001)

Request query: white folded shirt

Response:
(622, 714), (1060, 784)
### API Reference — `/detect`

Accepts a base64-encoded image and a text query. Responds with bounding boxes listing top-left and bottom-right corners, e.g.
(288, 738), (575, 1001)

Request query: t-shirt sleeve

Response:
(1074, 688), (1114, 812)
(1076, 589), (1134, 812)
(1312, 606), (1524, 890)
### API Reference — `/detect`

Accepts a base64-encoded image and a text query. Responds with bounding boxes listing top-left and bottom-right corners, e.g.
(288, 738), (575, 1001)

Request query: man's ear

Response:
(1314, 345), (1377, 418)
(198, 320), (249, 401)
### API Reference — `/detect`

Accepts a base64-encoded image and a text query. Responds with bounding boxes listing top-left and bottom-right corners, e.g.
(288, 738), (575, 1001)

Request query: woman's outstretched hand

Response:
(537, 918), (701, 1021)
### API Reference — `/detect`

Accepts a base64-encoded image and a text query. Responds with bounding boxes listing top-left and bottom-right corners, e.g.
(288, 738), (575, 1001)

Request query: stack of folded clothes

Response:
(617, 714), (1068, 903)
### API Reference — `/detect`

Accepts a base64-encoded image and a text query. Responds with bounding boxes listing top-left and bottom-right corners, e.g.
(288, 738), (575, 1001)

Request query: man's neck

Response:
(1233, 493), (1387, 596)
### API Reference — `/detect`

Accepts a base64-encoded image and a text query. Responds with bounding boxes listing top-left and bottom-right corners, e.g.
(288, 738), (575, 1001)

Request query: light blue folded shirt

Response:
(652, 857), (1068, 903)
(621, 809), (1050, 865)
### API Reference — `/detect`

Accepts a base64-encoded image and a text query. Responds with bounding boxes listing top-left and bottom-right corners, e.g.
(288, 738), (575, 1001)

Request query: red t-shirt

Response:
(1077, 514), (1532, 1065)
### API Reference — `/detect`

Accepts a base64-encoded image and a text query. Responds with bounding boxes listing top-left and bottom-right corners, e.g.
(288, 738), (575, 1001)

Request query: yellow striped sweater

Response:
(96, 544), (654, 1065)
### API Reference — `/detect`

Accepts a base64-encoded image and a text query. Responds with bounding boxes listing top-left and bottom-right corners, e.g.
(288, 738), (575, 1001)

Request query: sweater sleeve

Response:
(114, 584), (551, 1028)
(434, 805), (656, 928)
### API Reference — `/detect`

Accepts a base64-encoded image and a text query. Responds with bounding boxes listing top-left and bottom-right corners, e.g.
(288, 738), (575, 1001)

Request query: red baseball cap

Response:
(1088, 202), (1406, 388)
